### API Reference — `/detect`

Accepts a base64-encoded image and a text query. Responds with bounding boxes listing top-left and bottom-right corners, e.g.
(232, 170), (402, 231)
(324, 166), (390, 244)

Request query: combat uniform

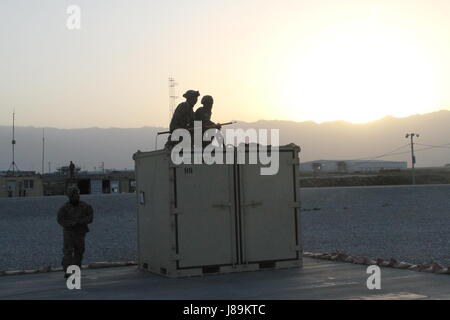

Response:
(195, 94), (224, 147)
(57, 200), (94, 272)
(194, 106), (215, 128)
(69, 161), (75, 179)
(165, 90), (200, 150)
(169, 101), (195, 132)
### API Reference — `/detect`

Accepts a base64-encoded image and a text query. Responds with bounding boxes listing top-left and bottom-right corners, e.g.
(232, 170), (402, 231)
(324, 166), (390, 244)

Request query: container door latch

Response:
(212, 201), (232, 209)
(242, 201), (263, 208)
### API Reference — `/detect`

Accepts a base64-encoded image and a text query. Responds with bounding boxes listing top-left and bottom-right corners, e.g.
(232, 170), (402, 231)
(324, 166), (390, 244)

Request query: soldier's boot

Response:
(62, 251), (75, 279)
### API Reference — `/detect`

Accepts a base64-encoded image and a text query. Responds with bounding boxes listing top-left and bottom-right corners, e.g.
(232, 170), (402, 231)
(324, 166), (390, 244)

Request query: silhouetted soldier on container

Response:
(165, 90), (200, 149)
(195, 95), (223, 147)
(57, 186), (94, 278)
(195, 95), (221, 129)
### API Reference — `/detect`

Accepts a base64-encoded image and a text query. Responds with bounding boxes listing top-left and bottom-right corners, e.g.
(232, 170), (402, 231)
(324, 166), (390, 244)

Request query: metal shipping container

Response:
(133, 144), (302, 277)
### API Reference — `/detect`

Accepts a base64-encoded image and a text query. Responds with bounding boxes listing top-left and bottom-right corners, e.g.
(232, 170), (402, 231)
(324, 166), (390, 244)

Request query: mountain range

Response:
(1, 110), (449, 172)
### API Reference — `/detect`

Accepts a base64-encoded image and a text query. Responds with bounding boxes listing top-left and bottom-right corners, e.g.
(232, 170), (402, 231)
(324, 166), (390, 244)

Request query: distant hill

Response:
(1, 110), (450, 172)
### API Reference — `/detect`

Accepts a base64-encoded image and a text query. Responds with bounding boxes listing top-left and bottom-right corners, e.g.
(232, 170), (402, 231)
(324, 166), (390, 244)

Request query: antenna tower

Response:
(7, 110), (20, 176)
(168, 77), (178, 120)
(42, 129), (45, 174)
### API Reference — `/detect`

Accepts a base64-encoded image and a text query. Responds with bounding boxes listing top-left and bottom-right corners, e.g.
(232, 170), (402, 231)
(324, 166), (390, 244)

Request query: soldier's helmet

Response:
(201, 95), (214, 105)
(182, 90), (200, 99)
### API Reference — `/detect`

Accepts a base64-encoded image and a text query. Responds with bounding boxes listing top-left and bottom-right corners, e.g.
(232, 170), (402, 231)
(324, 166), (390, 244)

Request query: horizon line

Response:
(0, 109), (449, 130)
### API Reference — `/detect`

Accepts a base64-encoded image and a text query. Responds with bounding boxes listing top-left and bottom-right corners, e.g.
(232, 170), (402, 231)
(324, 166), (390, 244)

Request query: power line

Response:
(342, 141), (450, 166)
(342, 143), (450, 170)
(415, 142), (450, 150)
(342, 144), (411, 169)
(350, 143), (411, 161)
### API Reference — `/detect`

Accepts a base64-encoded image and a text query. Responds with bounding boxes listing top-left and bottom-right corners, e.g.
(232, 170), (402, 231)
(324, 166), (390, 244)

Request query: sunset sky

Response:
(1, 0), (450, 128)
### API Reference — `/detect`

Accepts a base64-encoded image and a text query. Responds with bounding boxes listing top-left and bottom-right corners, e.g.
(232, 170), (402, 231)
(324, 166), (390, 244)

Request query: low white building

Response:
(300, 160), (407, 173)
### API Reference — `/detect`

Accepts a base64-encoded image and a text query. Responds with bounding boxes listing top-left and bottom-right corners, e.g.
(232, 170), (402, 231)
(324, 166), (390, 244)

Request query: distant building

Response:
(57, 165), (81, 177)
(300, 160), (407, 174)
(0, 172), (44, 198)
(42, 169), (135, 196)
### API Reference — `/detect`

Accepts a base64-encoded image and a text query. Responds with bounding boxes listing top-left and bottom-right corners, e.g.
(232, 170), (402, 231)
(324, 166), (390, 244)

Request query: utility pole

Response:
(12, 111), (16, 176)
(42, 129), (45, 175)
(405, 133), (419, 185)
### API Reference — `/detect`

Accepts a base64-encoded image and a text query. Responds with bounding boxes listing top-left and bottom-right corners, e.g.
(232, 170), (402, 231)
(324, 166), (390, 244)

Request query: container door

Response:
(175, 163), (236, 269)
(238, 150), (299, 263)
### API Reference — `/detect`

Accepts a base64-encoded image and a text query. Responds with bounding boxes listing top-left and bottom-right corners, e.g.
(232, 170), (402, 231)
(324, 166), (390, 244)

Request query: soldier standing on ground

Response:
(69, 161), (75, 179)
(57, 186), (94, 278)
(165, 90), (200, 149)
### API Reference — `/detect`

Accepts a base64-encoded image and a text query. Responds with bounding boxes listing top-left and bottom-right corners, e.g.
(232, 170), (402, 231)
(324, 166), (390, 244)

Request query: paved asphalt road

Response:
(0, 185), (449, 271)
(1, 258), (449, 300)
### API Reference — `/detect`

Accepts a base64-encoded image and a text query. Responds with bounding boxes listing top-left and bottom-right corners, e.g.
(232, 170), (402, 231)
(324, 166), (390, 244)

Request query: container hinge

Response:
(291, 245), (301, 252)
(171, 253), (182, 261)
(289, 158), (300, 165)
(171, 209), (182, 215)
(289, 201), (301, 208)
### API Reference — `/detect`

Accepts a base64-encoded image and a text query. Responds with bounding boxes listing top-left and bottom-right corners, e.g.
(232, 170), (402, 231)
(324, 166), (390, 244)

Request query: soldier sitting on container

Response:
(57, 186), (94, 279)
(165, 90), (200, 150)
(194, 95), (223, 147)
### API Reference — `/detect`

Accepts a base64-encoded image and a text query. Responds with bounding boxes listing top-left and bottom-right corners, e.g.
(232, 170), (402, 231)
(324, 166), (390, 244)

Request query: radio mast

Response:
(168, 77), (178, 121)
(8, 110), (20, 176)
(42, 128), (45, 174)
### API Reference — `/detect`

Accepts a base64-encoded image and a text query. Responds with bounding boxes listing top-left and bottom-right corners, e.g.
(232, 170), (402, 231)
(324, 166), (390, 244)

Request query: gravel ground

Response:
(301, 185), (450, 266)
(0, 185), (449, 271)
(0, 194), (137, 271)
